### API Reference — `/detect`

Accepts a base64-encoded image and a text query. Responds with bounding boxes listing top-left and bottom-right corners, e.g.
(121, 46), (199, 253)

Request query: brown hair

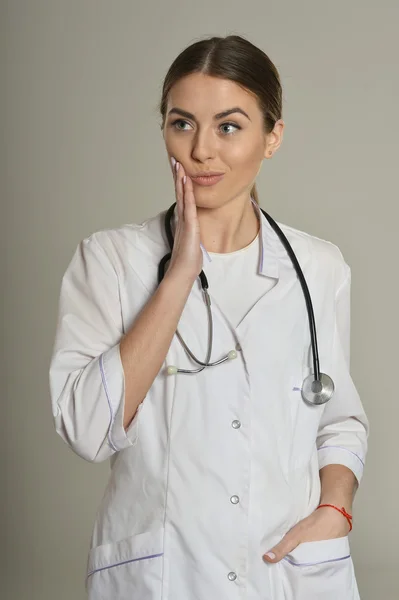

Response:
(158, 34), (283, 204)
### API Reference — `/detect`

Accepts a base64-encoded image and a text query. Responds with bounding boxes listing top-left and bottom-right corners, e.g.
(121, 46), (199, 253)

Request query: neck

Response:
(197, 196), (260, 254)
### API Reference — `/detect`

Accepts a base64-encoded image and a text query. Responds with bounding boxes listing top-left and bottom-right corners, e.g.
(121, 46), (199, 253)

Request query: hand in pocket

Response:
(262, 506), (351, 563)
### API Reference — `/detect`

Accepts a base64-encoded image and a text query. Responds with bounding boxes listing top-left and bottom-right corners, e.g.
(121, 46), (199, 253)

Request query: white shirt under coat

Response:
(49, 198), (369, 600)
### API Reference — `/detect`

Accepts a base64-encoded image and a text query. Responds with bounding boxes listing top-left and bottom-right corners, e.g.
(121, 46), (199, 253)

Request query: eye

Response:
(170, 119), (241, 135)
(220, 122), (241, 135)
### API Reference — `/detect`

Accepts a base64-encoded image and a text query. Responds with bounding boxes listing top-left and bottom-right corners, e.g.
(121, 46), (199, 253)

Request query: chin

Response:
(194, 196), (225, 210)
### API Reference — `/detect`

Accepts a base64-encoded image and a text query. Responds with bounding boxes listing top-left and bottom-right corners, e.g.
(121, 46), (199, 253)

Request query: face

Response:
(162, 72), (284, 208)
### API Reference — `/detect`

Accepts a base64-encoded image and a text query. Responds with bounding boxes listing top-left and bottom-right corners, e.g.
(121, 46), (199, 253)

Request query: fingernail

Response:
(264, 552), (276, 560)
(175, 162), (180, 172)
(183, 175), (186, 184)
(170, 157), (176, 168)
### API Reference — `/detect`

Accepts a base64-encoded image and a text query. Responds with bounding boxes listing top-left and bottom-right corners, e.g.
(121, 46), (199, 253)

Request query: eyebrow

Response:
(167, 106), (251, 121)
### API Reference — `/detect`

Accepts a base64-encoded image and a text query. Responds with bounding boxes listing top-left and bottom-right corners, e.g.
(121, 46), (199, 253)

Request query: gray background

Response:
(3, 1), (398, 598)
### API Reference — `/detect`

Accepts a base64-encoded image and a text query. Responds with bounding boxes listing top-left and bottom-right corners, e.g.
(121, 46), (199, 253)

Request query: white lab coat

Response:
(49, 201), (369, 600)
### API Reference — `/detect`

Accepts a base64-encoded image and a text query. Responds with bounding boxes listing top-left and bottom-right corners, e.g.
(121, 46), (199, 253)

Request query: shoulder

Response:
(276, 220), (351, 291)
(77, 209), (167, 277)
(85, 209), (164, 248)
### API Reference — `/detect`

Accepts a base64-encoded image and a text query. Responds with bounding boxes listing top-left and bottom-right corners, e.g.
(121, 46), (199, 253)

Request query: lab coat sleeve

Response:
(316, 264), (370, 484)
(49, 233), (140, 463)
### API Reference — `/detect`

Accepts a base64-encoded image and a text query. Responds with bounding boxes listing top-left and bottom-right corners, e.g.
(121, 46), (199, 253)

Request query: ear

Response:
(264, 119), (285, 159)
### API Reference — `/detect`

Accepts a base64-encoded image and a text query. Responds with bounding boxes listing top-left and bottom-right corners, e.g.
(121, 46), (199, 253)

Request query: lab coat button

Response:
(227, 571), (237, 581)
(230, 495), (240, 504)
(232, 420), (241, 428)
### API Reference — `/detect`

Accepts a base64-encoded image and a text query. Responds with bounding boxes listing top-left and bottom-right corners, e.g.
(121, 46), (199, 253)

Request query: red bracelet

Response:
(316, 503), (353, 532)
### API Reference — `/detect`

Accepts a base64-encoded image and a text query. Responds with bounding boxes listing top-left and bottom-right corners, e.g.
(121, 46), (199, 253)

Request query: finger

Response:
(170, 156), (178, 191)
(170, 156), (176, 175)
(175, 162), (184, 221)
(262, 532), (300, 563)
(170, 157), (181, 218)
(177, 163), (188, 220)
(183, 176), (197, 220)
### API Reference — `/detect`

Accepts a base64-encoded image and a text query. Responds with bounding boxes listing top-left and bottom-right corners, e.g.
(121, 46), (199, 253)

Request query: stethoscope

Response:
(157, 201), (335, 406)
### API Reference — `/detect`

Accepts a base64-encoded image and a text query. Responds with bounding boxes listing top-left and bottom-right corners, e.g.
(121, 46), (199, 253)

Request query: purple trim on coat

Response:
(283, 553), (350, 567)
(291, 387), (365, 468)
(99, 353), (118, 453)
(318, 445), (365, 467)
(86, 552), (164, 578)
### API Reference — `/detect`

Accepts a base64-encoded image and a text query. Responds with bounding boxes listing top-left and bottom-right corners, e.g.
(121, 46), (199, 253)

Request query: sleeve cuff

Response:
(317, 445), (365, 484)
(99, 343), (142, 451)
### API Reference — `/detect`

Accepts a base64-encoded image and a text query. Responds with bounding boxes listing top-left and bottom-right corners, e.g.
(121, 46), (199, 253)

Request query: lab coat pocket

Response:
(86, 527), (165, 600)
(278, 536), (360, 600)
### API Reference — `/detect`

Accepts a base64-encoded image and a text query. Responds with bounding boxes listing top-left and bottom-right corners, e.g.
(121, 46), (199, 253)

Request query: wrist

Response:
(319, 496), (352, 513)
(316, 503), (353, 532)
(163, 268), (197, 290)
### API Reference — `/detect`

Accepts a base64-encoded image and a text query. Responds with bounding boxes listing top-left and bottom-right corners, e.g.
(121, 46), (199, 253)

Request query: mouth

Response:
(191, 173), (225, 186)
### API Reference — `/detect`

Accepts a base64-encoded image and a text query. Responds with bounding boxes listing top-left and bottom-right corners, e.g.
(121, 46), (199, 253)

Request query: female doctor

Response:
(49, 35), (369, 600)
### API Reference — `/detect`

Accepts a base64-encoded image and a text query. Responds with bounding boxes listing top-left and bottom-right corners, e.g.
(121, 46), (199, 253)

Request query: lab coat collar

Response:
(199, 197), (280, 279)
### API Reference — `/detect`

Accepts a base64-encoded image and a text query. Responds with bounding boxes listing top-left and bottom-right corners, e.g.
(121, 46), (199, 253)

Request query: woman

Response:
(49, 35), (369, 600)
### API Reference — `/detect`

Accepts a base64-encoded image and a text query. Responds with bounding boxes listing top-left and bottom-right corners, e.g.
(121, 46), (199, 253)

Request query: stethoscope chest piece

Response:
(301, 373), (335, 406)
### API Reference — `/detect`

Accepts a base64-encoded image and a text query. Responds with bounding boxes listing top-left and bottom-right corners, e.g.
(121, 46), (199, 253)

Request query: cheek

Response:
(163, 131), (179, 151)
(163, 136), (190, 165)
(163, 137), (174, 155)
(228, 150), (264, 178)
(226, 136), (265, 166)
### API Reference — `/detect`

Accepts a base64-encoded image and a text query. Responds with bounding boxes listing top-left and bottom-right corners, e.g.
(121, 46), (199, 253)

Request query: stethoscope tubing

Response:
(158, 201), (334, 405)
(159, 202), (320, 379)
(259, 208), (321, 382)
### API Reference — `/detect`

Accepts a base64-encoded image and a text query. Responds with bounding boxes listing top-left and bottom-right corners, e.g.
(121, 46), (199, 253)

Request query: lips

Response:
(191, 173), (225, 186)
(191, 172), (224, 177)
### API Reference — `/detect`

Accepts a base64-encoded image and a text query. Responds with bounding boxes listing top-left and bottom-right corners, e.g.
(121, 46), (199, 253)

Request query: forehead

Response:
(166, 73), (258, 115)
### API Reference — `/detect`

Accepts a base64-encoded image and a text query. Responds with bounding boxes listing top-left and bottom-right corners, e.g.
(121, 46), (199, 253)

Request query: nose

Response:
(190, 129), (217, 162)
